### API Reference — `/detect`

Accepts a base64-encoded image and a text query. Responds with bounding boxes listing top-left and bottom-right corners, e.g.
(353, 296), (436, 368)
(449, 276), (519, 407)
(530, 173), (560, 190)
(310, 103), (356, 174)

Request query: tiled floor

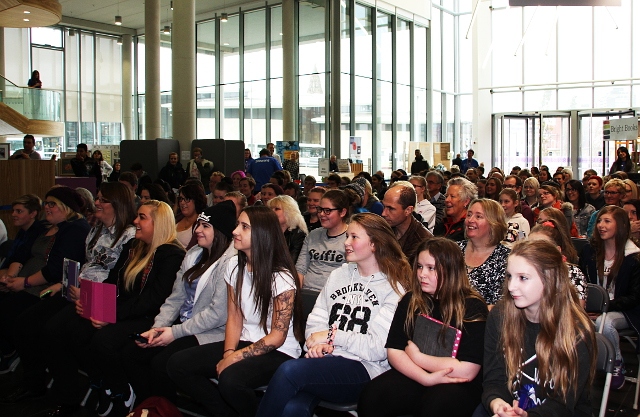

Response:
(1, 353), (639, 417)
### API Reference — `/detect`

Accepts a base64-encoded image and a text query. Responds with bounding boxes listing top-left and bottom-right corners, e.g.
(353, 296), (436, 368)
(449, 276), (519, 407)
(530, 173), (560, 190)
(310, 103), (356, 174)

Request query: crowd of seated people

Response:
(3, 143), (640, 417)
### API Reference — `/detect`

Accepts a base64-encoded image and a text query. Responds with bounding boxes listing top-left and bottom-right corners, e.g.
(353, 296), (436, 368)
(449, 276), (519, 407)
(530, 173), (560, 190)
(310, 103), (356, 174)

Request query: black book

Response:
(412, 314), (462, 358)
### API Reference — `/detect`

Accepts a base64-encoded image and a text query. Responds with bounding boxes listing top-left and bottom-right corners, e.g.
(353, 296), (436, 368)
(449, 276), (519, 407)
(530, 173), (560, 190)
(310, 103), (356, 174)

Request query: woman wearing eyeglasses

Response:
(296, 189), (350, 292)
(532, 181), (562, 224)
(0, 186), (90, 382)
(564, 179), (595, 238)
(2, 183), (136, 403)
(175, 182), (207, 250)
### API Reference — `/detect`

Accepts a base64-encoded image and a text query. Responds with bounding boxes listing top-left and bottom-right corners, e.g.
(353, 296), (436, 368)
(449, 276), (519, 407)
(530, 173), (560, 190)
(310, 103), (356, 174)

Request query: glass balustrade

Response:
(0, 75), (61, 122)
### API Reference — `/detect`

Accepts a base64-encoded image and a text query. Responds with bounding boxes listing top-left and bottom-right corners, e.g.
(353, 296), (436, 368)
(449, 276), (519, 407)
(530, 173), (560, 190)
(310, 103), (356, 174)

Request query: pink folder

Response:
(80, 279), (117, 323)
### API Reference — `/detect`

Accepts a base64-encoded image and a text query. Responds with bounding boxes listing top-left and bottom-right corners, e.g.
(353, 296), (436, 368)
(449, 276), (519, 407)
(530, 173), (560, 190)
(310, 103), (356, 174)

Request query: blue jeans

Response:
(255, 355), (370, 417)
(596, 311), (629, 361)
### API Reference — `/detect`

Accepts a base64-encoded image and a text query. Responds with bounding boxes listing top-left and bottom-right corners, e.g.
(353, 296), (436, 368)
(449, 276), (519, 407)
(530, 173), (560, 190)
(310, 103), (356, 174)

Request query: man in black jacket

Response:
(410, 149), (430, 175)
(69, 143), (101, 188)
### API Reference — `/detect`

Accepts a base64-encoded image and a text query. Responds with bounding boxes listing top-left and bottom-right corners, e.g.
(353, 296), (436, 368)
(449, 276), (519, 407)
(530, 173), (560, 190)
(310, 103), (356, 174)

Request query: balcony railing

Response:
(0, 75), (61, 122)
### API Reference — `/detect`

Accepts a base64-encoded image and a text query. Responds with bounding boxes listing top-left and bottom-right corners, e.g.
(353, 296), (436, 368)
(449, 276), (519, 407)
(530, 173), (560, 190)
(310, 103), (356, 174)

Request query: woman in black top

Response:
(0, 187), (89, 366)
(44, 201), (185, 417)
(359, 237), (488, 417)
(267, 195), (308, 263)
(28, 70), (42, 88)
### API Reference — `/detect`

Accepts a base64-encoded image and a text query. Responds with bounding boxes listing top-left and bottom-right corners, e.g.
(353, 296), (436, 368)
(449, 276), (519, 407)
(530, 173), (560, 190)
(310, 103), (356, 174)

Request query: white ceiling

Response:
(58, 0), (257, 31)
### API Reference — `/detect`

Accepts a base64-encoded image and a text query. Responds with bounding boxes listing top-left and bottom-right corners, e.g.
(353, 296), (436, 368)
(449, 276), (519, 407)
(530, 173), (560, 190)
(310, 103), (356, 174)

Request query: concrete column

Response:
(282, 0), (296, 143)
(172, 0), (196, 152)
(472, 1), (492, 163)
(330, 0), (341, 158)
(145, 0), (161, 141)
(121, 34), (133, 141)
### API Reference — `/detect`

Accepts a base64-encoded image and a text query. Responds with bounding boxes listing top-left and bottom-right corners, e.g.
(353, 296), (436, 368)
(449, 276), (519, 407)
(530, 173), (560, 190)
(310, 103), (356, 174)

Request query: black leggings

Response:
(45, 302), (153, 405)
(358, 368), (482, 417)
(121, 334), (199, 403)
(167, 340), (294, 417)
(14, 295), (70, 390)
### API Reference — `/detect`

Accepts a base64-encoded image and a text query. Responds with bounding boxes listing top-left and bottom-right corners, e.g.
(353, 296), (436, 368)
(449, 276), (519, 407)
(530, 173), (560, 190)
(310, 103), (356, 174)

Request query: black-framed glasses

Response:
(565, 188), (576, 193)
(503, 184), (516, 189)
(177, 197), (193, 203)
(316, 207), (341, 215)
(43, 201), (57, 208)
(95, 196), (111, 204)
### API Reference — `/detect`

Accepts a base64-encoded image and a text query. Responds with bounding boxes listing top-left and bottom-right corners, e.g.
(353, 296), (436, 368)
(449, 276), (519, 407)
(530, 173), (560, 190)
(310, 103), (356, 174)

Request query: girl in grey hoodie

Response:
(256, 213), (411, 417)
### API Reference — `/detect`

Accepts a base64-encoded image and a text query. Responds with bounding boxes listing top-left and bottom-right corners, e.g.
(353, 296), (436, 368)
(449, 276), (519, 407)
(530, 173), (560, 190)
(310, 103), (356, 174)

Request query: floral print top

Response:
(80, 224), (136, 282)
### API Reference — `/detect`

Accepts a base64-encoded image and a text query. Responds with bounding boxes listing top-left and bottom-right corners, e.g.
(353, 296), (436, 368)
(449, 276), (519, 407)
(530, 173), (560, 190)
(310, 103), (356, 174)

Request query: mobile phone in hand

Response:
(129, 333), (148, 344)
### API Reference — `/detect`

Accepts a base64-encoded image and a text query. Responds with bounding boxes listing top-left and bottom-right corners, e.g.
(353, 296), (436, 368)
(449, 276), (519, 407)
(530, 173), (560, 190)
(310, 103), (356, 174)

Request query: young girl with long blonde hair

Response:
(44, 200), (185, 416)
(476, 240), (595, 417)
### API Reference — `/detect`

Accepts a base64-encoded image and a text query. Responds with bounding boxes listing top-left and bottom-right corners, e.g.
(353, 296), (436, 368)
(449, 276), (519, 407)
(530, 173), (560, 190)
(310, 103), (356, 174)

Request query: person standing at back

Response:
(244, 148), (254, 173)
(267, 142), (282, 164)
(610, 146), (636, 174)
(410, 149), (430, 175)
(460, 149), (479, 174)
(248, 148), (283, 193)
(10, 134), (41, 160)
(27, 70), (42, 88)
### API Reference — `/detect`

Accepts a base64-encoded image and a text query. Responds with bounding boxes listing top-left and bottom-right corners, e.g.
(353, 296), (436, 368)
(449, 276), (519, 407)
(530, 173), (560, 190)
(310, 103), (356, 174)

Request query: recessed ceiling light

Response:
(23, 18), (29, 21)
(24, 10), (30, 14)
(279, 32), (283, 36)
(223, 42), (229, 46)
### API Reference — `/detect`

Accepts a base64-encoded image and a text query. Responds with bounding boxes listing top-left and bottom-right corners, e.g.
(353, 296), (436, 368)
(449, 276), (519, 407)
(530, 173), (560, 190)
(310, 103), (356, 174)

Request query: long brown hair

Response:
(233, 206), (304, 341)
(529, 217), (578, 264)
(89, 182), (136, 249)
(348, 213), (411, 295)
(486, 177), (503, 201)
(500, 240), (595, 403)
(591, 205), (630, 288)
(405, 237), (485, 337)
(183, 226), (231, 285)
(499, 188), (521, 214)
